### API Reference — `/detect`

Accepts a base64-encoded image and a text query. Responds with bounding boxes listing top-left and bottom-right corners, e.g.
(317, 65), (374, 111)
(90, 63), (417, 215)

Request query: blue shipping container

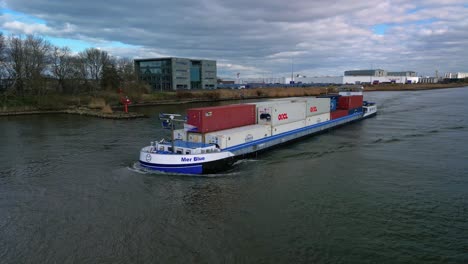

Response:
(330, 99), (337, 111)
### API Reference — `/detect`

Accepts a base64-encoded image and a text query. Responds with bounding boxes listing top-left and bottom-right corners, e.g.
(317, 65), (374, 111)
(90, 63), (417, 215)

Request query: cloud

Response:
(2, 20), (51, 35)
(1, 0), (468, 77)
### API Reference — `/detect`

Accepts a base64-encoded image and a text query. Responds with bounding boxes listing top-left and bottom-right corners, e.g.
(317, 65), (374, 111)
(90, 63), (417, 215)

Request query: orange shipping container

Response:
(330, 110), (348, 120)
(338, 95), (363, 110)
(187, 104), (256, 133)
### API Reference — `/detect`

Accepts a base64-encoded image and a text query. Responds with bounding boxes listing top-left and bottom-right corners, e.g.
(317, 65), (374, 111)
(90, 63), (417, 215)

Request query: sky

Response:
(1, 0), (467, 78)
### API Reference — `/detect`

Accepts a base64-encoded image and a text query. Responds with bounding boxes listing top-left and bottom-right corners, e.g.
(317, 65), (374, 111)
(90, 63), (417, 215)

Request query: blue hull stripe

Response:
(140, 160), (206, 168)
(140, 161), (203, 174)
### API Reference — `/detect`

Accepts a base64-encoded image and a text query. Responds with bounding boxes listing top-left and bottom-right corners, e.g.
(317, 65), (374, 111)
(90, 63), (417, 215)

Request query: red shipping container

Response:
(338, 95), (363, 110)
(330, 110), (348, 120)
(187, 104), (256, 133)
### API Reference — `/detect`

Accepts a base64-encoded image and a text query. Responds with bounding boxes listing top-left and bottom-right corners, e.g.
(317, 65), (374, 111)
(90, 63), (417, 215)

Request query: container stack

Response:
(303, 98), (331, 127)
(182, 95), (360, 148)
(337, 95), (363, 111)
(327, 95), (364, 120)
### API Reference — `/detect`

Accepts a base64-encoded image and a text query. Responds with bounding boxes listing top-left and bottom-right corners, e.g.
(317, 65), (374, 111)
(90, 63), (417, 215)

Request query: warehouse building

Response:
(444, 72), (468, 79)
(343, 69), (419, 84)
(388, 71), (417, 77)
(344, 69), (387, 77)
(134, 57), (217, 91)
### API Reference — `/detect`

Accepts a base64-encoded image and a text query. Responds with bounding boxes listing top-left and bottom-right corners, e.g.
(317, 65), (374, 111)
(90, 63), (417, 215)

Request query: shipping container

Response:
(288, 97), (330, 116)
(330, 99), (337, 111)
(256, 101), (306, 126)
(348, 107), (363, 115)
(305, 113), (331, 126)
(305, 98), (330, 117)
(187, 104), (256, 133)
(330, 110), (348, 120)
(173, 129), (187, 141)
(204, 124), (271, 149)
(272, 120), (306, 135)
(317, 94), (341, 111)
(187, 132), (203, 143)
(338, 95), (363, 110)
(249, 101), (279, 123)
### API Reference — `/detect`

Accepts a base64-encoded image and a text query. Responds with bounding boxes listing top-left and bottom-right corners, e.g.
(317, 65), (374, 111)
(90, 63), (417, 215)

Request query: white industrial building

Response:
(342, 75), (420, 84)
(343, 69), (419, 84)
(235, 77), (286, 84)
(285, 69), (420, 85)
(445, 72), (468, 79)
(285, 76), (344, 84)
(226, 69), (422, 86)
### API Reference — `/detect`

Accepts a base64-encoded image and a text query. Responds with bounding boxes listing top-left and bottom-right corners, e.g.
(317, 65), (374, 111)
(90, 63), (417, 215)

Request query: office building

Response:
(134, 57), (217, 91)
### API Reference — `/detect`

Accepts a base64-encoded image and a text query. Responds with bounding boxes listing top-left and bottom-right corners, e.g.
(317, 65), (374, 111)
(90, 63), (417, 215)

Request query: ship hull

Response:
(139, 112), (372, 175)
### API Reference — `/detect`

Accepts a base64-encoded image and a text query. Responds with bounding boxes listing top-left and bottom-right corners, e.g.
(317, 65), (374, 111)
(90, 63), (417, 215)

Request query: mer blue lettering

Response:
(194, 157), (205, 162)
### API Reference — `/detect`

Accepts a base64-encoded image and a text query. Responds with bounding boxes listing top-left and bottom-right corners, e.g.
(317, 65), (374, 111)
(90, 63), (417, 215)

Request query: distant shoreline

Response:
(363, 83), (468, 92)
(1, 84), (466, 118)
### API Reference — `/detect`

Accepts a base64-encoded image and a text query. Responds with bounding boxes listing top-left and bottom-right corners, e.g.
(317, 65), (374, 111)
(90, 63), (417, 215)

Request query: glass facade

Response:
(137, 59), (172, 91)
(190, 62), (201, 89)
(135, 58), (217, 91)
(190, 66), (200, 81)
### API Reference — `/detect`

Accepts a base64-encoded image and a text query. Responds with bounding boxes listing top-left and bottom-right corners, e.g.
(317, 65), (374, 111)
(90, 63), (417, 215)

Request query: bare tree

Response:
(51, 46), (76, 93)
(0, 32), (11, 104)
(79, 48), (110, 93)
(98, 56), (119, 91)
(0, 32), (5, 64)
(23, 34), (51, 96)
(60, 55), (88, 94)
(0, 32), (7, 84)
(5, 34), (51, 96)
(115, 57), (135, 83)
(7, 35), (25, 95)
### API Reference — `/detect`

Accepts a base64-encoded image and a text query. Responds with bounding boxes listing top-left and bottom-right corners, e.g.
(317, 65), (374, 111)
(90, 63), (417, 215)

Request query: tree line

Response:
(0, 32), (142, 97)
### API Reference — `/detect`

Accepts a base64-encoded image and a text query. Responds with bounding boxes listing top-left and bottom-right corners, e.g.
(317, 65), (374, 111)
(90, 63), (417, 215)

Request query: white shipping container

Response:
(272, 120), (306, 135)
(204, 124), (271, 149)
(283, 97), (330, 116)
(305, 113), (330, 126)
(187, 132), (203, 143)
(173, 129), (187, 141)
(257, 102), (306, 126)
(248, 101), (288, 123)
(305, 98), (330, 116)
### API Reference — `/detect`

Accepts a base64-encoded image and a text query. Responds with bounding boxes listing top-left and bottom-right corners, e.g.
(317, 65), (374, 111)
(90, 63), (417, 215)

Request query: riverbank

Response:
(0, 107), (146, 119)
(1, 83), (466, 118)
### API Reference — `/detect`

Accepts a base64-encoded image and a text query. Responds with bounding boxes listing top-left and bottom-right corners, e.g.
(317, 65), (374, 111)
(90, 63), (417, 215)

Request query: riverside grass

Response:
(1, 83), (466, 114)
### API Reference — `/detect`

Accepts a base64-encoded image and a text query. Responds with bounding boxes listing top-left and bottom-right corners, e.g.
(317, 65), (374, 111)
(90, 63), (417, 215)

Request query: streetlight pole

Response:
(291, 58), (294, 84)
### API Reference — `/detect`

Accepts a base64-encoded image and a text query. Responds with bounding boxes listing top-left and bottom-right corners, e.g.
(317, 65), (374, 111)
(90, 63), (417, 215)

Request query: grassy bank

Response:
(1, 83), (467, 116)
(363, 82), (467, 91)
(0, 87), (328, 114)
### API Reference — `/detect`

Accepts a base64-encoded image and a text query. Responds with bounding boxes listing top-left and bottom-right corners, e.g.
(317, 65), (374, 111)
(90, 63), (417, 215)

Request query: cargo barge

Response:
(139, 86), (377, 174)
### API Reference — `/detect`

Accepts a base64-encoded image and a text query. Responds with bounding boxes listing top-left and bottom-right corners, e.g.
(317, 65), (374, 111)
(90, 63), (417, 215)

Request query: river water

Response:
(1, 88), (468, 263)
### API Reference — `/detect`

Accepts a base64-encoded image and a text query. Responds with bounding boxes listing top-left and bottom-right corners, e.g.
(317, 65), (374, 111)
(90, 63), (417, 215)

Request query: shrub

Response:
(88, 97), (107, 109)
(101, 104), (113, 114)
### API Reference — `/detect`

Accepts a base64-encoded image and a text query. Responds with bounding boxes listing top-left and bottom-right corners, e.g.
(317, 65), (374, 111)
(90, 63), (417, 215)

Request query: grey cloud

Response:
(3, 0), (468, 77)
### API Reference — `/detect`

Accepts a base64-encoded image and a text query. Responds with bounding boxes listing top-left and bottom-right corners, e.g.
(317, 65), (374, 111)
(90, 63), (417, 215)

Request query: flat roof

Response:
(134, 57), (215, 62)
